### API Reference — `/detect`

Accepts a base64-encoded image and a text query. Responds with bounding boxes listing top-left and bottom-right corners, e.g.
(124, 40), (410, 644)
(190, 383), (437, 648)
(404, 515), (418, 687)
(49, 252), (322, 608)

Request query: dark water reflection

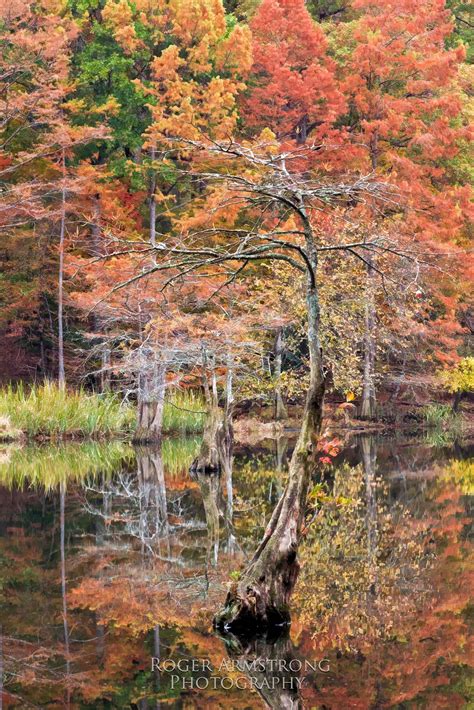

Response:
(0, 432), (472, 708)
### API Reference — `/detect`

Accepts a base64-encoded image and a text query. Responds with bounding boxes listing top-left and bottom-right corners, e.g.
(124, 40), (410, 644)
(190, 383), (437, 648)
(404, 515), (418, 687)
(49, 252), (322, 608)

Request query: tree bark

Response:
(214, 241), (325, 632)
(134, 359), (166, 443)
(57, 148), (66, 390)
(90, 194), (111, 392)
(274, 328), (288, 421)
(360, 255), (377, 420)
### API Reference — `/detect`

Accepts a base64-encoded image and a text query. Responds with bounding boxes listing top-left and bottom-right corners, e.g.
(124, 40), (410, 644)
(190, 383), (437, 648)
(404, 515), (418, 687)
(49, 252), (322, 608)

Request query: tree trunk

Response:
(57, 148), (66, 390)
(90, 195), (111, 392)
(452, 390), (463, 413)
(274, 328), (288, 421)
(190, 403), (223, 474)
(149, 145), (157, 248)
(360, 256), (376, 420)
(134, 360), (166, 443)
(214, 270), (325, 632)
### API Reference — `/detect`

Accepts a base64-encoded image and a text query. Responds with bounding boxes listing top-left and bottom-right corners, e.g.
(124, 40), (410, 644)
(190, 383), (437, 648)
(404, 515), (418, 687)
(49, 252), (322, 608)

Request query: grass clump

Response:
(0, 383), (206, 439)
(0, 382), (135, 439)
(162, 389), (206, 434)
(422, 403), (457, 427)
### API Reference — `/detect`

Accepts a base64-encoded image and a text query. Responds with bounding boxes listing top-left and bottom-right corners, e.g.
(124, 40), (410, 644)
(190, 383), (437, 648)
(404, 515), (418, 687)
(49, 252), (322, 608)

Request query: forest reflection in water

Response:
(0, 432), (472, 709)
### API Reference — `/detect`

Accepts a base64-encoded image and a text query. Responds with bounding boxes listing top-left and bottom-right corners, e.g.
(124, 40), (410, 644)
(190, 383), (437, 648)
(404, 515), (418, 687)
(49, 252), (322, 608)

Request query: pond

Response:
(0, 432), (472, 708)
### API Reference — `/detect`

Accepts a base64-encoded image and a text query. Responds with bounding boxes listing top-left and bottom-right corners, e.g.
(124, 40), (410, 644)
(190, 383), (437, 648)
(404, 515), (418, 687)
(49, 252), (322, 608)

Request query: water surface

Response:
(0, 432), (472, 708)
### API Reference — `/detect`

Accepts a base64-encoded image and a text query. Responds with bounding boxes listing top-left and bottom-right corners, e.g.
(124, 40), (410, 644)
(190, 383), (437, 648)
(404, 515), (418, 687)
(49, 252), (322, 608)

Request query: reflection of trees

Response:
(83, 446), (174, 556)
(193, 470), (221, 568)
(295, 450), (430, 651)
(294, 445), (473, 709)
(361, 436), (378, 601)
(2, 443), (472, 709)
(59, 482), (71, 708)
(218, 628), (302, 710)
(191, 462), (240, 570)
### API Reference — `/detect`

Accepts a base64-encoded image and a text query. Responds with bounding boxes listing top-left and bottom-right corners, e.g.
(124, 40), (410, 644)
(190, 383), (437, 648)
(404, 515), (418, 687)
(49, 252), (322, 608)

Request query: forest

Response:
(0, 0), (473, 706)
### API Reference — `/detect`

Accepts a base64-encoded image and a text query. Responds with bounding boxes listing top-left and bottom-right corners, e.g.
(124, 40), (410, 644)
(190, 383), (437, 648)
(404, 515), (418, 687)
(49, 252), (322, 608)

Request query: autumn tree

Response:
(333, 0), (472, 416)
(242, 0), (345, 143)
(0, 0), (108, 384)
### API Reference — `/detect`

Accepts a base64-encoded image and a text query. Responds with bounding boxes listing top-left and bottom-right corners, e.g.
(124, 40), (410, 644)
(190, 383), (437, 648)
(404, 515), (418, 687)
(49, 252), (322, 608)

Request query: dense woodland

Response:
(0, 0), (473, 628)
(0, 0), (472, 407)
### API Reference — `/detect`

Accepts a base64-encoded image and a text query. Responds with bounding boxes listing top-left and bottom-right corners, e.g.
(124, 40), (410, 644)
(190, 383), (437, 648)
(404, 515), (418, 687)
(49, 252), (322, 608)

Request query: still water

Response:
(0, 432), (472, 708)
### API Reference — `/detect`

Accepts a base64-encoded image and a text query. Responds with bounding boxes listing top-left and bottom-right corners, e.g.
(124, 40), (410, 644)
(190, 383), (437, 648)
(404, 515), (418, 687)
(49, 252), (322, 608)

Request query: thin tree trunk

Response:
(274, 328), (288, 420)
(57, 148), (66, 389)
(214, 231), (325, 631)
(149, 145), (157, 247)
(360, 255), (376, 420)
(90, 195), (111, 391)
(360, 135), (379, 420)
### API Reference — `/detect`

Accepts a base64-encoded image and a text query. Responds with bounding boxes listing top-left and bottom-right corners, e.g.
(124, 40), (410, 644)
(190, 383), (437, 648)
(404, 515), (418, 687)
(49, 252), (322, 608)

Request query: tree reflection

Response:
(0, 438), (471, 708)
(218, 628), (302, 710)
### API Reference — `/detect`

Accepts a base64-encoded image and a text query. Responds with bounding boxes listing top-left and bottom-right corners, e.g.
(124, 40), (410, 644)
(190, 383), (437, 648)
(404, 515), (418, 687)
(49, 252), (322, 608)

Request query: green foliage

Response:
(0, 382), (135, 437)
(438, 356), (474, 394)
(0, 384), (205, 438)
(422, 403), (457, 426)
(162, 390), (206, 435)
(68, 0), (151, 171)
(446, 0), (474, 63)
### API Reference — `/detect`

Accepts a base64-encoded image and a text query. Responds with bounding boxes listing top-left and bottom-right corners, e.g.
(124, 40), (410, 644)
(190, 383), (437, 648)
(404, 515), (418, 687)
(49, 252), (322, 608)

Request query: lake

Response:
(0, 432), (472, 708)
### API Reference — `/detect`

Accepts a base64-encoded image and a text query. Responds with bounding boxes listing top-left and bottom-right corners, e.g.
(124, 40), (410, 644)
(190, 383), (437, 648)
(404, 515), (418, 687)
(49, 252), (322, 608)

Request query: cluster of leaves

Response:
(438, 356), (474, 393)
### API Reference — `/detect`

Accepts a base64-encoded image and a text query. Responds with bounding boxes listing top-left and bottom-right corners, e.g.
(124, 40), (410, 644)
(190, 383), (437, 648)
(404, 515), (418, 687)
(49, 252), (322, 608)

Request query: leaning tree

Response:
(111, 134), (398, 631)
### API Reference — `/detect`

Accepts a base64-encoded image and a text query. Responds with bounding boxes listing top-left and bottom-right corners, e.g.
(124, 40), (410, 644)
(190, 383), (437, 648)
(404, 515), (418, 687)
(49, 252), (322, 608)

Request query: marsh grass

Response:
(422, 403), (463, 431)
(0, 383), (206, 438)
(162, 389), (206, 434)
(0, 382), (135, 438)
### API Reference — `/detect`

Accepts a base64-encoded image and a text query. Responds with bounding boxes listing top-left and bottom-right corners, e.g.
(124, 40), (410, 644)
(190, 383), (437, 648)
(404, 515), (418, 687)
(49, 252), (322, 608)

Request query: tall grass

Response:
(422, 403), (454, 426)
(422, 402), (463, 430)
(0, 383), (206, 439)
(162, 389), (206, 434)
(0, 382), (135, 438)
